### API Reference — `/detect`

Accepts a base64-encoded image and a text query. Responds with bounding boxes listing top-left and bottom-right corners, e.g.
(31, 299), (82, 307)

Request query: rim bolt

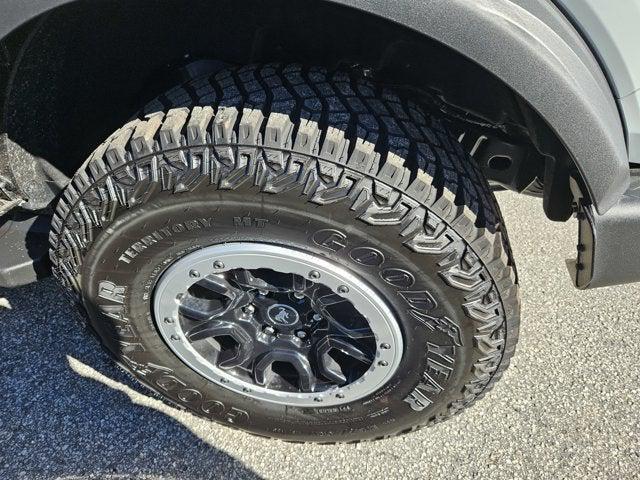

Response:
(264, 326), (276, 335)
(295, 330), (307, 339)
(189, 269), (200, 278)
(314, 397), (323, 402)
(336, 392), (345, 399)
(337, 285), (349, 294)
(213, 260), (225, 270)
(380, 343), (391, 350)
(308, 270), (321, 280)
(243, 305), (255, 315)
(163, 317), (174, 324)
(378, 360), (389, 367)
(171, 334), (180, 341)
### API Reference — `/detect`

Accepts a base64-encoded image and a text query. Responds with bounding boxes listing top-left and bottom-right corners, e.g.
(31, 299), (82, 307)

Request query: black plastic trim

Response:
(0, 212), (50, 288)
(568, 170), (640, 289)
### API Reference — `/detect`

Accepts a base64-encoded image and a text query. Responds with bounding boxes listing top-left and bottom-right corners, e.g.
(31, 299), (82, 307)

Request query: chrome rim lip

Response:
(153, 242), (403, 407)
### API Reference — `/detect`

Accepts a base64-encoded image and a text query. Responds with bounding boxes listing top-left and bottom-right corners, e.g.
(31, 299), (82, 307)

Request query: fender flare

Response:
(0, 0), (630, 213)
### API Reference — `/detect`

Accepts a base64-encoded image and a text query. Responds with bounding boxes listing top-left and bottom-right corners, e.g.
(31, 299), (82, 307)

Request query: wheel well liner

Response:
(0, 0), (630, 214)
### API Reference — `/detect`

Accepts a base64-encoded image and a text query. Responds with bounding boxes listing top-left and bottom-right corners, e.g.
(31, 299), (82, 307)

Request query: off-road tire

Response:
(49, 64), (519, 443)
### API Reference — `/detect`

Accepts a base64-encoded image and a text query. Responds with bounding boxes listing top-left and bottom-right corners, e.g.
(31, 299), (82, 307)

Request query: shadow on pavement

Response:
(0, 279), (263, 480)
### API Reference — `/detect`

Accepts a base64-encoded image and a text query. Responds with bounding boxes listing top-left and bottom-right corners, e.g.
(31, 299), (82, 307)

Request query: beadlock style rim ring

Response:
(153, 242), (403, 407)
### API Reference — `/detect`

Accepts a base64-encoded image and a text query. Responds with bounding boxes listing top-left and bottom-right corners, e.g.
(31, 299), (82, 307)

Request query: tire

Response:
(49, 64), (519, 443)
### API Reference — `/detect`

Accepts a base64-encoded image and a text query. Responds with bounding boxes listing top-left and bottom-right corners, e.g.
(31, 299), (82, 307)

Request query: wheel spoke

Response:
(327, 319), (375, 340)
(316, 353), (347, 384)
(231, 269), (277, 292)
(218, 340), (254, 370)
(185, 319), (254, 369)
(198, 274), (242, 301)
(185, 318), (230, 341)
(252, 294), (278, 311)
(178, 295), (224, 321)
(254, 350), (319, 392)
(315, 336), (373, 384)
(327, 337), (373, 364)
(311, 290), (347, 309)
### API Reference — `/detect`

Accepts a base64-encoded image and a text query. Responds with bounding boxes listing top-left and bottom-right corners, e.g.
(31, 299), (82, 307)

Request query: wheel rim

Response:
(153, 242), (403, 407)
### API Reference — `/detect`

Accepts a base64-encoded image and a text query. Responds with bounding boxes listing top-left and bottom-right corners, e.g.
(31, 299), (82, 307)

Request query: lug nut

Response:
(213, 260), (225, 269)
(243, 305), (255, 315)
(312, 313), (322, 321)
(189, 269), (200, 278)
(308, 270), (321, 280)
(264, 326), (276, 335)
(295, 330), (307, 339)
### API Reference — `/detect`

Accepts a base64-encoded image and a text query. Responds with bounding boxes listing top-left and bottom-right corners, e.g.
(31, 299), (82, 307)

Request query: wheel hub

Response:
(153, 243), (403, 407)
(265, 304), (300, 327)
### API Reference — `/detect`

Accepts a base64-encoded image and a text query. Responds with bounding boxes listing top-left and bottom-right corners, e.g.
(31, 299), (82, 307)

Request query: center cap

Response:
(266, 304), (300, 326)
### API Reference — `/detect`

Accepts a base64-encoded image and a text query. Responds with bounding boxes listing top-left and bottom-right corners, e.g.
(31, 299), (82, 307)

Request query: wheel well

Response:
(0, 0), (569, 216)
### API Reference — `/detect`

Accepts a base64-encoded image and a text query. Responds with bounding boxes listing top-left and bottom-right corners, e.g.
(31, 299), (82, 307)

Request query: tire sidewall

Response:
(81, 187), (475, 441)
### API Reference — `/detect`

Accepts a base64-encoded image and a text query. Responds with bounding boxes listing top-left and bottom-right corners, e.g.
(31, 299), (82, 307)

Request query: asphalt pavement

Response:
(1, 192), (639, 480)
